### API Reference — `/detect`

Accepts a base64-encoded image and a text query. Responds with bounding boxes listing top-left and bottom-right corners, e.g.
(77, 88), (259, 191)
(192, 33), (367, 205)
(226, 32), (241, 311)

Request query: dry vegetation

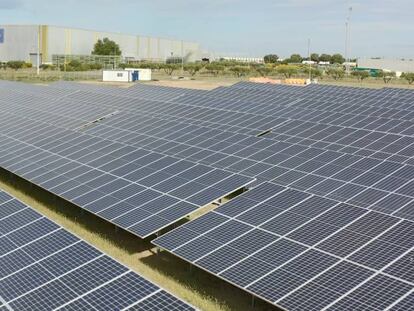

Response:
(76, 74), (414, 91)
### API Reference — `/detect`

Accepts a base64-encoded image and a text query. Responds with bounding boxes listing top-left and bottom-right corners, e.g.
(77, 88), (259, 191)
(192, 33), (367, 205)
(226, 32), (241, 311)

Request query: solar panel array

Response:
(145, 82), (413, 311)
(1, 79), (414, 310)
(47, 81), (414, 220)
(0, 82), (253, 238)
(154, 181), (414, 311)
(0, 187), (196, 311)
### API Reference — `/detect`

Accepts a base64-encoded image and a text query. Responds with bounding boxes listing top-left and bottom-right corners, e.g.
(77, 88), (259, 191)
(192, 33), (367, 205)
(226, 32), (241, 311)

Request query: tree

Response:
(205, 63), (224, 76)
(253, 64), (274, 77)
(7, 61), (25, 70)
(276, 65), (299, 78)
(263, 54), (279, 64)
(40, 64), (56, 70)
(351, 70), (370, 82)
(138, 63), (161, 70)
(304, 67), (322, 78)
(402, 72), (414, 84)
(331, 53), (345, 64)
(326, 67), (345, 80)
(288, 54), (303, 63)
(60, 60), (97, 71)
(92, 37), (121, 55)
(310, 53), (319, 62)
(228, 65), (250, 77)
(184, 63), (203, 76)
(68, 60), (82, 68)
(160, 63), (180, 76)
(319, 54), (332, 63)
(377, 70), (396, 84)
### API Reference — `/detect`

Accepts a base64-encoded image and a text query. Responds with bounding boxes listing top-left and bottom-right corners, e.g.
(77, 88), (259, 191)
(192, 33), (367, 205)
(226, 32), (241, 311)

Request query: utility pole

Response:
(181, 40), (184, 76)
(308, 38), (312, 83)
(345, 6), (352, 74)
(37, 25), (40, 76)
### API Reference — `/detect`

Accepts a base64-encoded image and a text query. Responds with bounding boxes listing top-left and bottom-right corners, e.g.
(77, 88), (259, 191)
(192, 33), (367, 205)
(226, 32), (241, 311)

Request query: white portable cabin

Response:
(125, 68), (152, 81)
(102, 70), (131, 82)
(102, 68), (152, 82)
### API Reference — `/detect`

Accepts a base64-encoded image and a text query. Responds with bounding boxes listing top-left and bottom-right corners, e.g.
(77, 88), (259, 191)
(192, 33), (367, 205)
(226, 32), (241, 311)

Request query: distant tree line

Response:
(263, 53), (348, 64)
(0, 61), (32, 70)
(3, 58), (413, 85)
(119, 61), (414, 85)
(2, 36), (414, 85)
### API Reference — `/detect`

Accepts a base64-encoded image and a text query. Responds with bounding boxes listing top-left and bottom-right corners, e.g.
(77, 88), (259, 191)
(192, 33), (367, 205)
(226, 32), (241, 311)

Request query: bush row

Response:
(2, 60), (414, 84)
(121, 62), (414, 83)
(0, 61), (33, 70)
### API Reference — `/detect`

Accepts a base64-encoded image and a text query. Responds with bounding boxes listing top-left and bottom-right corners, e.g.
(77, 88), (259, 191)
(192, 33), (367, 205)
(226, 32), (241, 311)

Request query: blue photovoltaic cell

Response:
(0, 188), (195, 310)
(0, 89), (255, 239)
(3, 79), (414, 311)
(154, 180), (414, 311)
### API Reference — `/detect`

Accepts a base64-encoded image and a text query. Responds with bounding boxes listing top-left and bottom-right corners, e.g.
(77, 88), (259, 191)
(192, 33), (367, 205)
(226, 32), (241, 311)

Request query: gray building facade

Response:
(358, 58), (414, 75)
(0, 25), (201, 64)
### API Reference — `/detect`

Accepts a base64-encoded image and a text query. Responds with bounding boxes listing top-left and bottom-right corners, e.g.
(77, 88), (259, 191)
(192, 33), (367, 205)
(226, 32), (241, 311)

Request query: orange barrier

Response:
(249, 77), (282, 84)
(284, 78), (307, 85)
(248, 77), (309, 85)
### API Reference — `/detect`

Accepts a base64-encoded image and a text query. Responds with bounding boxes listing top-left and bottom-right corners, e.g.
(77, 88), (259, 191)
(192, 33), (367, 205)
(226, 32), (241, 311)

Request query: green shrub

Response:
(40, 64), (56, 70)
(377, 70), (396, 83)
(159, 63), (180, 76)
(228, 66), (250, 77)
(401, 72), (414, 84)
(253, 64), (274, 77)
(276, 65), (299, 78)
(263, 54), (279, 64)
(303, 67), (322, 78)
(351, 70), (370, 81)
(184, 63), (204, 76)
(89, 63), (103, 70)
(7, 61), (26, 70)
(205, 63), (225, 76)
(326, 67), (345, 80)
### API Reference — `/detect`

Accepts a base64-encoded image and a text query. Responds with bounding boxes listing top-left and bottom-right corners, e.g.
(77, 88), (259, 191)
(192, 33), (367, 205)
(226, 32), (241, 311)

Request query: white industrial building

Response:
(357, 58), (414, 76)
(0, 25), (201, 65)
(218, 56), (264, 64)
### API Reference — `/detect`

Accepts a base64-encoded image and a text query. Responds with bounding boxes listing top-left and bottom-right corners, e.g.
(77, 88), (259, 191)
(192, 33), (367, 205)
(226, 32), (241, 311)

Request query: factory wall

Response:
(0, 25), (201, 64)
(358, 58), (414, 74)
(0, 25), (39, 63)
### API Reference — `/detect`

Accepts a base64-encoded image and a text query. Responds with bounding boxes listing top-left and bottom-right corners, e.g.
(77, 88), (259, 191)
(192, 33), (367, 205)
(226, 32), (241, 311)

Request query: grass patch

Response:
(0, 170), (279, 311)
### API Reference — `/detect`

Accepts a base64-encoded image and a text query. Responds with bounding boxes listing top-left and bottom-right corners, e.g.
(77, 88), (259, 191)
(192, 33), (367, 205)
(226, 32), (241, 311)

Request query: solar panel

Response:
(0, 132), (253, 238)
(154, 181), (414, 311)
(0, 187), (196, 311)
(0, 81), (413, 210)
(0, 82), (254, 237)
(1, 80), (414, 310)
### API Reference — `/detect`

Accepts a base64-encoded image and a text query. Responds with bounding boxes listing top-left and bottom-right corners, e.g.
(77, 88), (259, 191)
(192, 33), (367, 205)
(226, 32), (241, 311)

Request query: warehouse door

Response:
(132, 71), (139, 81)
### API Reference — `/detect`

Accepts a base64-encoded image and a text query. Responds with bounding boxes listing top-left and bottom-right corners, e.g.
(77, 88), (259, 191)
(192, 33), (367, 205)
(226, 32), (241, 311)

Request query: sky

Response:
(0, 0), (413, 58)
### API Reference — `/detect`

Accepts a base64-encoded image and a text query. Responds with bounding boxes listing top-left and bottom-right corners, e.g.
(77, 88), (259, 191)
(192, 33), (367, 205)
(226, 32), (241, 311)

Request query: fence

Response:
(0, 69), (102, 82)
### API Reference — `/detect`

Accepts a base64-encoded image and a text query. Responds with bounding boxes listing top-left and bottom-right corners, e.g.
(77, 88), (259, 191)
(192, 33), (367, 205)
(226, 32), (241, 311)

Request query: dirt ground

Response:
(77, 76), (414, 91)
(145, 79), (239, 90)
(78, 77), (242, 90)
